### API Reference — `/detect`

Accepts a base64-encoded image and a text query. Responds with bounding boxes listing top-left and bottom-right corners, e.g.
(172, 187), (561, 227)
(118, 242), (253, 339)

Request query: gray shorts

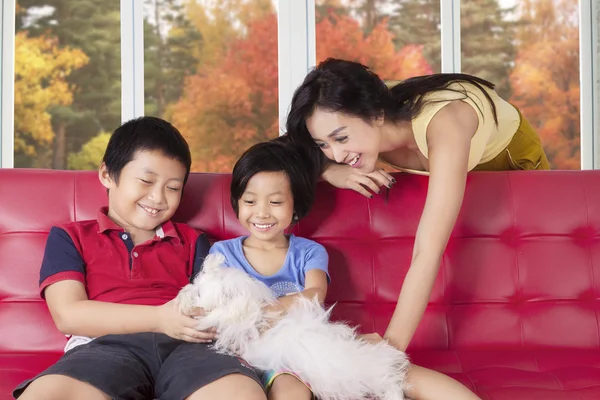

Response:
(13, 332), (262, 400)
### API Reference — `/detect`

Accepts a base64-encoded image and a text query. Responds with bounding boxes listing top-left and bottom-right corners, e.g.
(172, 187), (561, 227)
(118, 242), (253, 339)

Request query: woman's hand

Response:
(359, 332), (387, 344)
(322, 163), (395, 198)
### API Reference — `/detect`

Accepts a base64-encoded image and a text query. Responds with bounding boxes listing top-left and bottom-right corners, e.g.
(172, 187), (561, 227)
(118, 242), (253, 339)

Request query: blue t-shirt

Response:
(208, 234), (329, 297)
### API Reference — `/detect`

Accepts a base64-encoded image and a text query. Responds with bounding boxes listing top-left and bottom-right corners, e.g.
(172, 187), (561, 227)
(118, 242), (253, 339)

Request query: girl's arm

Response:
(383, 100), (477, 351)
(270, 269), (329, 311)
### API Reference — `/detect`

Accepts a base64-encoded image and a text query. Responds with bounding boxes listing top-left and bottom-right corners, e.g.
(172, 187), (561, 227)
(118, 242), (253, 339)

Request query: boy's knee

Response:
(18, 374), (109, 400)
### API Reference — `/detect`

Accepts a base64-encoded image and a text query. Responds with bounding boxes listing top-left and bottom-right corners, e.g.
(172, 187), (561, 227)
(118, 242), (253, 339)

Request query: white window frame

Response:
(1, 0), (15, 168)
(581, 0), (596, 169)
(0, 0), (598, 169)
(441, 0), (461, 73)
(121, 0), (145, 123)
(595, 0), (600, 168)
(277, 0), (316, 133)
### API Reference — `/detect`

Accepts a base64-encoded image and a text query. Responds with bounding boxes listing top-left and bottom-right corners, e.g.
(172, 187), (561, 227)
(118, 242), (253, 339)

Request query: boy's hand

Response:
(156, 299), (217, 343)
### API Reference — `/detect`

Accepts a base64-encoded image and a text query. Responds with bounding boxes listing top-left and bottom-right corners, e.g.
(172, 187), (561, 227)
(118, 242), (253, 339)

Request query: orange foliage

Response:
(509, 0), (579, 169)
(171, 13), (278, 172)
(316, 13), (432, 79)
(173, 10), (432, 172)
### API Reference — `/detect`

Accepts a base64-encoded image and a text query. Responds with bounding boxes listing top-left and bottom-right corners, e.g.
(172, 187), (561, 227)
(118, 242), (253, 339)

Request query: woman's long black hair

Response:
(285, 58), (498, 173)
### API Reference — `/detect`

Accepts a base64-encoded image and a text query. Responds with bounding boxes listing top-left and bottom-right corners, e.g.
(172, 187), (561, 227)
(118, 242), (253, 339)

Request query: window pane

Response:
(15, 0), (121, 170)
(315, 0), (441, 79)
(596, 1), (600, 169)
(461, 0), (580, 170)
(144, 0), (279, 173)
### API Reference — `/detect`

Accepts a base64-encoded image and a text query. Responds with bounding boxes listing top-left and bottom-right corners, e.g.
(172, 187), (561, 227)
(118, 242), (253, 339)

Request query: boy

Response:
(14, 117), (265, 400)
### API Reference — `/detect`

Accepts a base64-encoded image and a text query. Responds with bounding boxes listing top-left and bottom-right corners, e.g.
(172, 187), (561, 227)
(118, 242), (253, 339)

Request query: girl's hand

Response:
(322, 163), (395, 198)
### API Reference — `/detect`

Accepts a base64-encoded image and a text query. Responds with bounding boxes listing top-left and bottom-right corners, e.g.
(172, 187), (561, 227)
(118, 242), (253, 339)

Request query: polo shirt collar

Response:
(96, 207), (181, 244)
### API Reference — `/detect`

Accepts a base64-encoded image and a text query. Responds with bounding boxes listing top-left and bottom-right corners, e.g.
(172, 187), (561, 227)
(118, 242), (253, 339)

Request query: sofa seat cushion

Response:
(410, 349), (600, 399)
(0, 353), (61, 398)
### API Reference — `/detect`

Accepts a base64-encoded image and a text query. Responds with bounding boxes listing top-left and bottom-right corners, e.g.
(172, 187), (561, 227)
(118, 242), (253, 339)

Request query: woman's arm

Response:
(321, 162), (394, 198)
(383, 101), (478, 351)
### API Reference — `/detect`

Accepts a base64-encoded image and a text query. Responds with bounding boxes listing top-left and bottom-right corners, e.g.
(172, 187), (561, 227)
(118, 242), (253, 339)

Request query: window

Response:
(144, 0), (279, 173)
(14, 0), (121, 169)
(315, 0), (441, 78)
(462, 0), (581, 170)
(592, 0), (600, 169)
(2, 0), (597, 170)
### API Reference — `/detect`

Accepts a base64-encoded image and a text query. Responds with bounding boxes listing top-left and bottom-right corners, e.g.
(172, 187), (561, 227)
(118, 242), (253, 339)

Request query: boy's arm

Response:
(45, 280), (156, 335)
(45, 280), (214, 343)
(40, 227), (214, 343)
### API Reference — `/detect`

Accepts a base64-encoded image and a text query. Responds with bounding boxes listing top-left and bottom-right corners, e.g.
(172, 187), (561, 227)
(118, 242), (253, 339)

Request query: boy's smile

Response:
(99, 149), (186, 244)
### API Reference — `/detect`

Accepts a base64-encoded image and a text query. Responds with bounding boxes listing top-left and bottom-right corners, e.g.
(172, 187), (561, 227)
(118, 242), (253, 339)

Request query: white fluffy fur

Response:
(176, 253), (410, 400)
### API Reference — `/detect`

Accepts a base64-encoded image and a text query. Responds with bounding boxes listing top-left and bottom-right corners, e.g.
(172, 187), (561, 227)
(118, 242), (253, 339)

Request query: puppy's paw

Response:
(175, 284), (198, 315)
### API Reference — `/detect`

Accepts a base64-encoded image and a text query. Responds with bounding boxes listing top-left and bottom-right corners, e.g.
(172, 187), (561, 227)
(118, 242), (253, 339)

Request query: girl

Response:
(210, 136), (481, 400)
(209, 137), (327, 400)
(285, 58), (549, 354)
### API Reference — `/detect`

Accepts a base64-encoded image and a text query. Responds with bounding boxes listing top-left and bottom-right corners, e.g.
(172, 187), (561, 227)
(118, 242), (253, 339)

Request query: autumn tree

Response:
(347, 0), (439, 74)
(14, 32), (88, 167)
(459, 0), (518, 98)
(186, 0), (273, 67)
(509, 0), (579, 169)
(16, 0), (121, 169)
(171, 11), (278, 172)
(384, 0), (517, 97)
(315, 0), (349, 22)
(316, 11), (432, 80)
(173, 2), (432, 173)
(144, 0), (202, 118)
(68, 131), (111, 170)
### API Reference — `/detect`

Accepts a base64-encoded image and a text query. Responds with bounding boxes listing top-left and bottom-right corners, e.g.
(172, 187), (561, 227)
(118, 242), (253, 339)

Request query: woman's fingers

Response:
(355, 175), (382, 194)
(368, 169), (395, 187)
(349, 182), (375, 198)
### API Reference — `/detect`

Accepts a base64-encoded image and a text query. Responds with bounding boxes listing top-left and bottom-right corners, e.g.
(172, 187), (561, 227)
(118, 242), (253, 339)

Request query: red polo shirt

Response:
(39, 207), (210, 305)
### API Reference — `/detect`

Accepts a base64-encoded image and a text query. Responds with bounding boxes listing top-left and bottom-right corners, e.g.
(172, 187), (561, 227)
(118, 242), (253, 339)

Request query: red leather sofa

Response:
(1, 169), (599, 399)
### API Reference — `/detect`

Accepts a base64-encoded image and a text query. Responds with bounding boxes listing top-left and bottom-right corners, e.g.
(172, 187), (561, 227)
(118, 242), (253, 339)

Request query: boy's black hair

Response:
(231, 135), (318, 225)
(102, 116), (192, 184)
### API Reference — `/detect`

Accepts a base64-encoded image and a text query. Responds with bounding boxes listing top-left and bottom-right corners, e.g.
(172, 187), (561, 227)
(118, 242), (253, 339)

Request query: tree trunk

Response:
(52, 122), (67, 169)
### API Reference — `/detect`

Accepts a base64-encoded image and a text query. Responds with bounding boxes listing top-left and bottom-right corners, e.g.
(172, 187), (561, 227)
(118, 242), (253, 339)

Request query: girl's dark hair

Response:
(285, 58), (498, 173)
(231, 135), (318, 225)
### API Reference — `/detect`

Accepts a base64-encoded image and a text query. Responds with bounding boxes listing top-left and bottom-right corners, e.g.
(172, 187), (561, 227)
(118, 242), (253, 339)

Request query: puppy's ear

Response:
(202, 253), (227, 273)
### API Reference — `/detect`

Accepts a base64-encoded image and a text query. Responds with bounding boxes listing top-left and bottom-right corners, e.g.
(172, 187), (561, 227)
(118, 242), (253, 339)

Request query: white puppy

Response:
(176, 253), (409, 400)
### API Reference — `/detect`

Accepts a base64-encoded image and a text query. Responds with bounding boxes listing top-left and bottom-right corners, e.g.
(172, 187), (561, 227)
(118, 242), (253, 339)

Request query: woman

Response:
(285, 58), (549, 397)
